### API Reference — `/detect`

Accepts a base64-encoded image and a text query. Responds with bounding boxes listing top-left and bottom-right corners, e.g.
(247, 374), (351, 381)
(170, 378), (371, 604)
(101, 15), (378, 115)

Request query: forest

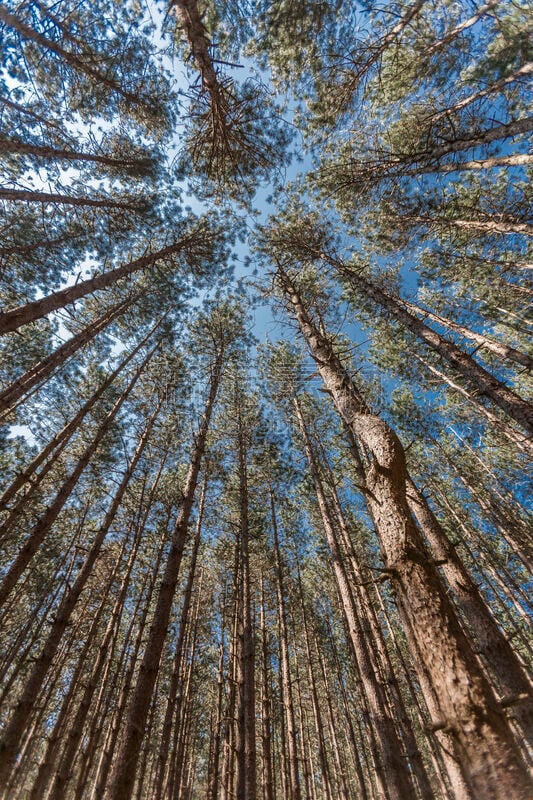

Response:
(0, 1), (532, 798)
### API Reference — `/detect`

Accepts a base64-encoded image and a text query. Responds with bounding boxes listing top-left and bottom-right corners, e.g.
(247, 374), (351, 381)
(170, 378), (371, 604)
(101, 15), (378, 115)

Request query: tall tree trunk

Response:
(321, 252), (533, 433)
(396, 295), (533, 370)
(153, 475), (206, 799)
(0, 400), (160, 785)
(270, 489), (301, 800)
(259, 575), (276, 800)
(0, 233), (198, 334)
(0, 347), (153, 609)
(0, 316), (165, 511)
(293, 394), (417, 800)
(0, 137), (153, 171)
(0, 187), (139, 209)
(104, 352), (223, 800)
(0, 294), (138, 416)
(279, 266), (533, 800)
(207, 588), (227, 800)
(317, 435), (437, 800)
(234, 396), (257, 800)
(0, 7), (151, 106)
(407, 476), (533, 732)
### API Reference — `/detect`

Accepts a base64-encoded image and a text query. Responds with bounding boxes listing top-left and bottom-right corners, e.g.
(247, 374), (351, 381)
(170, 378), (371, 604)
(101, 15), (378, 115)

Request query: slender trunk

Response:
(0, 316), (165, 512)
(296, 569), (334, 800)
(314, 638), (350, 800)
(0, 137), (152, 171)
(279, 268), (533, 799)
(270, 490), (301, 800)
(0, 401), (161, 789)
(259, 575), (275, 800)
(398, 295), (533, 370)
(294, 395), (416, 800)
(0, 7), (151, 106)
(324, 617), (369, 800)
(0, 234), (197, 334)
(407, 213), (533, 236)
(0, 187), (139, 209)
(413, 352), (532, 453)
(168, 584), (203, 800)
(325, 254), (533, 432)
(220, 558), (239, 800)
(0, 294), (138, 416)
(0, 350), (151, 610)
(234, 398), (256, 800)
(207, 589), (227, 800)
(419, 152), (533, 174)
(153, 475), (206, 799)
(105, 354), (222, 800)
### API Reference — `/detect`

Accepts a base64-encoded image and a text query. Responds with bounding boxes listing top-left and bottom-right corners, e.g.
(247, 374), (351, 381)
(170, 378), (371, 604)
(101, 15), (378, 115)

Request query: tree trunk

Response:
(0, 7), (151, 106)
(0, 317), (165, 512)
(0, 137), (153, 172)
(104, 353), (222, 800)
(326, 254), (533, 433)
(0, 399), (161, 786)
(0, 294), (137, 416)
(0, 187), (139, 209)
(0, 234), (198, 334)
(259, 575), (276, 800)
(0, 348), (152, 609)
(294, 395), (417, 800)
(153, 474), (206, 799)
(406, 477), (533, 743)
(279, 266), (533, 800)
(270, 489), (301, 800)
(234, 395), (257, 800)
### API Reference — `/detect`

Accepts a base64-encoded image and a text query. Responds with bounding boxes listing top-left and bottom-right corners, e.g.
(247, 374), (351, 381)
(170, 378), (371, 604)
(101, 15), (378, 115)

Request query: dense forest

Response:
(0, 1), (532, 798)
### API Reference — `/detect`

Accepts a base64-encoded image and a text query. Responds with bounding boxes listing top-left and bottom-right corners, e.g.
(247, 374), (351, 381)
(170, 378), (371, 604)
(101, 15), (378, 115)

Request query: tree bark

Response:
(270, 489), (301, 800)
(0, 348), (152, 609)
(279, 266), (533, 800)
(0, 294), (137, 416)
(0, 235), (197, 334)
(104, 353), (222, 800)
(294, 395), (417, 800)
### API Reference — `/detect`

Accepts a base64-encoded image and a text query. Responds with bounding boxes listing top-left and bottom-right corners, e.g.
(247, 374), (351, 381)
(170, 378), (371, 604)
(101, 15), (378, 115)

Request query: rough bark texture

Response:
(270, 490), (301, 800)
(280, 266), (533, 800)
(294, 396), (418, 800)
(406, 477), (533, 743)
